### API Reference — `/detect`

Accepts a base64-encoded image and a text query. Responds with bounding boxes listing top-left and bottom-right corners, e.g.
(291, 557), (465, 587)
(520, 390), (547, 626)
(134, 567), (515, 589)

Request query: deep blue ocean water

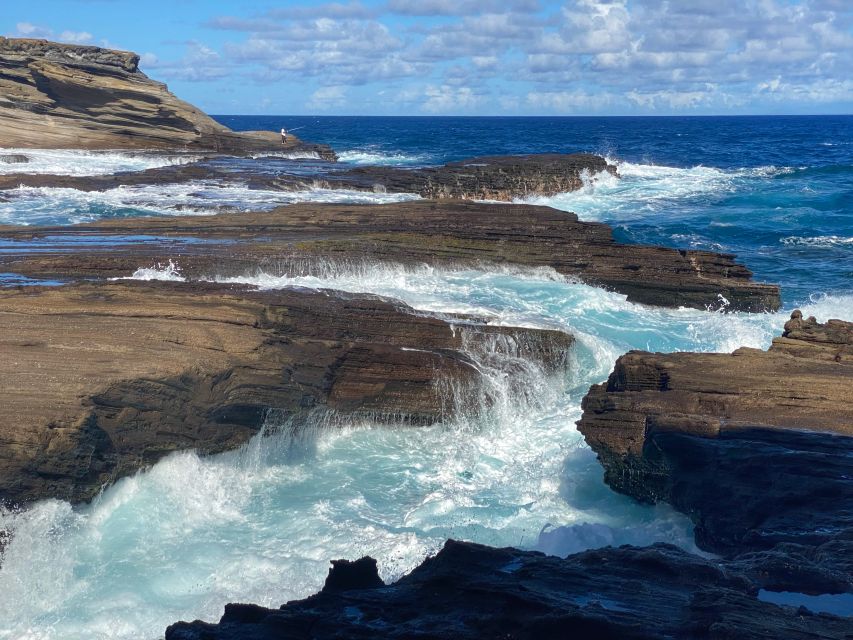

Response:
(1, 116), (851, 638)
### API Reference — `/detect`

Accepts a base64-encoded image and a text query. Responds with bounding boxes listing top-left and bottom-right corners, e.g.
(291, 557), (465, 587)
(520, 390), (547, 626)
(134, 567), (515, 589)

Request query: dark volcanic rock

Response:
(0, 153), (612, 201)
(335, 153), (617, 201)
(0, 201), (781, 312)
(0, 280), (572, 506)
(165, 540), (851, 640)
(577, 311), (853, 593)
(0, 37), (335, 158)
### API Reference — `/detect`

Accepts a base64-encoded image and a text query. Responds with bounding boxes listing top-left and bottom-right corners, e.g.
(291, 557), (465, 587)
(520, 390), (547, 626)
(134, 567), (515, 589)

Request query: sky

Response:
(2, 0), (852, 116)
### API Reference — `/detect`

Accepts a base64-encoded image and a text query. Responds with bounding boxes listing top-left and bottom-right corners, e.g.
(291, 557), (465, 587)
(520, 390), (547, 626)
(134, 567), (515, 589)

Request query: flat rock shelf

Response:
(0, 280), (572, 506)
(0, 200), (781, 312)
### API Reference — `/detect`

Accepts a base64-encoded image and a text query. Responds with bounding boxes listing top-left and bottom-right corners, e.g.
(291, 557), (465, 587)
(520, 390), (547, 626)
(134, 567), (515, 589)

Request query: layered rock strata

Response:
(578, 312), (853, 593)
(165, 540), (851, 640)
(0, 153), (611, 201)
(0, 201), (781, 312)
(0, 38), (335, 158)
(317, 153), (617, 201)
(0, 280), (572, 505)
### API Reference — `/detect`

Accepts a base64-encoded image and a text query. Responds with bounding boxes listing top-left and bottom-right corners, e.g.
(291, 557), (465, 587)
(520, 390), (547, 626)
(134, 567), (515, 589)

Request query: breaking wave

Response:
(519, 158), (796, 222)
(781, 235), (853, 247)
(338, 149), (432, 166)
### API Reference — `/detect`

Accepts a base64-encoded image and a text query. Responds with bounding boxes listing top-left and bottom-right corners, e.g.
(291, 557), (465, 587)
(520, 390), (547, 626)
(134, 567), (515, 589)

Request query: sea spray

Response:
(0, 264), (711, 640)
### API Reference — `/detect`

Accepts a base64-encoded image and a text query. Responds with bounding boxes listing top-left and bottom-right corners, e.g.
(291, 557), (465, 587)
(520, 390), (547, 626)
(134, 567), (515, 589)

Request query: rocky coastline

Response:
(0, 200), (780, 312)
(0, 37), (335, 159)
(0, 280), (572, 506)
(165, 314), (853, 639)
(0, 37), (849, 640)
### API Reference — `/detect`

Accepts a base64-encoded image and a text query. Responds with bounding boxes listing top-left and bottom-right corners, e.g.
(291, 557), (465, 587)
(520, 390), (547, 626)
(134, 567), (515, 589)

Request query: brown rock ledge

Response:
(0, 153), (613, 202)
(0, 201), (781, 312)
(0, 38), (335, 158)
(577, 312), (853, 591)
(0, 280), (572, 506)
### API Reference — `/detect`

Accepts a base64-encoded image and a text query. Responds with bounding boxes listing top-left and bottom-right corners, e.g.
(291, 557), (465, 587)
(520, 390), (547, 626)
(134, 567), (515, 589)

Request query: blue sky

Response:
(3, 0), (852, 115)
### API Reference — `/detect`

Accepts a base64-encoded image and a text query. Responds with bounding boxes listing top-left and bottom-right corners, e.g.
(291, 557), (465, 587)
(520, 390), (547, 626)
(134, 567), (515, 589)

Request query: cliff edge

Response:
(0, 38), (335, 157)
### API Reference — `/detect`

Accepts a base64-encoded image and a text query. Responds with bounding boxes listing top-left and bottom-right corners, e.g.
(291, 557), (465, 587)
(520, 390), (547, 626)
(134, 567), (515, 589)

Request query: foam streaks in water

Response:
(0, 149), (202, 176)
(0, 183), (421, 226)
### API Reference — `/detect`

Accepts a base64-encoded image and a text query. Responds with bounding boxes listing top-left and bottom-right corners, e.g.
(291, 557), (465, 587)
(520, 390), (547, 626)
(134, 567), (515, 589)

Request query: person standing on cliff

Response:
(281, 127), (288, 144)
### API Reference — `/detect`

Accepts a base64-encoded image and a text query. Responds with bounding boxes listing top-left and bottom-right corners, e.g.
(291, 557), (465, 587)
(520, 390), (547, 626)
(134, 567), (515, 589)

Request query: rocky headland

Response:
(0, 200), (781, 312)
(0, 280), (572, 506)
(0, 38), (335, 158)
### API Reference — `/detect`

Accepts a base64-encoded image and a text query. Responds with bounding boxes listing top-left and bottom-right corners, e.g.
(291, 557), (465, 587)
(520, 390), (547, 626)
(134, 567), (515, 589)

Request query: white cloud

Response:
(12, 23), (91, 44)
(307, 85), (349, 110)
(422, 84), (480, 112)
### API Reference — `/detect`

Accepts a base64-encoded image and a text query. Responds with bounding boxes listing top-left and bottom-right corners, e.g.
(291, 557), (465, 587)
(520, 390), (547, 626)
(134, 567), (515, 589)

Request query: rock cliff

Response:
(0, 280), (572, 506)
(0, 38), (335, 158)
(577, 312), (853, 593)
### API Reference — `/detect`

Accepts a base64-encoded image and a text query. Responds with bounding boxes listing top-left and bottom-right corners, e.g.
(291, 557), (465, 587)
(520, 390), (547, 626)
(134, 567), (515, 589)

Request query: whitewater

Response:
(1, 115), (852, 639)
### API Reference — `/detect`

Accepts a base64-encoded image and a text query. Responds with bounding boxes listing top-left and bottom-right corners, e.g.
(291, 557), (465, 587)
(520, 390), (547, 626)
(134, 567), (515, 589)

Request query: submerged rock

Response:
(0, 154), (29, 164)
(165, 540), (851, 639)
(0, 200), (781, 312)
(0, 37), (335, 158)
(0, 280), (573, 506)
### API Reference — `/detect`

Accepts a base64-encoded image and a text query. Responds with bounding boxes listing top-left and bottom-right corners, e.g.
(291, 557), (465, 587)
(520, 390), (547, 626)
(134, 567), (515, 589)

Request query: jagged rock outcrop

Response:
(0, 38), (335, 158)
(0, 200), (781, 312)
(0, 280), (572, 506)
(333, 153), (616, 201)
(577, 311), (853, 594)
(165, 540), (851, 640)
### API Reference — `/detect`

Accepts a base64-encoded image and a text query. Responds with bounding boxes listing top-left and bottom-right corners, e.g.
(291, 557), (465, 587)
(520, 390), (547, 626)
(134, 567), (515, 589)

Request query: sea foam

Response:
(0, 148), (202, 176)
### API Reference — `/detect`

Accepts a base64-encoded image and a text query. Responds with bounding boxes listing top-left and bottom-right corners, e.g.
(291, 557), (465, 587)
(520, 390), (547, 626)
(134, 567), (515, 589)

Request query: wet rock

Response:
(0, 38), (335, 159)
(165, 540), (851, 640)
(321, 558), (385, 593)
(333, 153), (617, 201)
(0, 280), (572, 506)
(0, 201), (781, 312)
(0, 153), (612, 201)
(0, 154), (29, 164)
(577, 312), (853, 593)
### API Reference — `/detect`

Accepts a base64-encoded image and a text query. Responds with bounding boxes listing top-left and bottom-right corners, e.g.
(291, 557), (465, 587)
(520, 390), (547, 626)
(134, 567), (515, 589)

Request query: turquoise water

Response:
(1, 116), (852, 637)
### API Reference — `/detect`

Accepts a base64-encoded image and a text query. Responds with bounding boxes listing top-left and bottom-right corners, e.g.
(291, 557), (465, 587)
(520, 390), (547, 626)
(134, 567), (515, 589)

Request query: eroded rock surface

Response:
(0, 201), (781, 312)
(577, 312), (853, 594)
(0, 281), (572, 506)
(0, 38), (334, 158)
(165, 540), (851, 640)
(332, 153), (616, 201)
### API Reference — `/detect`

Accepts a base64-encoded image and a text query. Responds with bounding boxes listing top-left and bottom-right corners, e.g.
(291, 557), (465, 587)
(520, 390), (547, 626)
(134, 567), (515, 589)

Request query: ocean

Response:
(0, 115), (851, 639)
